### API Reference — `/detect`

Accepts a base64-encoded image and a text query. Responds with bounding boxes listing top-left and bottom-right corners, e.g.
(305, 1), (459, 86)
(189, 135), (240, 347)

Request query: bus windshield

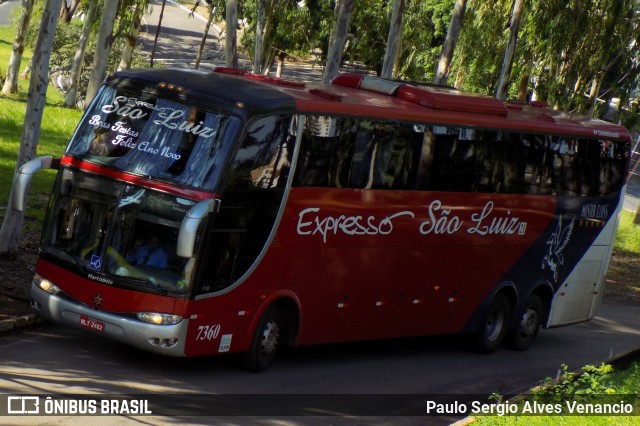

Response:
(42, 171), (199, 293)
(66, 84), (240, 190)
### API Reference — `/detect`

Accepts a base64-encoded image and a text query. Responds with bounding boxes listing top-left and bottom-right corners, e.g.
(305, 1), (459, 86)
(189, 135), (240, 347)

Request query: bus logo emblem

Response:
(93, 294), (103, 307)
(542, 216), (575, 282)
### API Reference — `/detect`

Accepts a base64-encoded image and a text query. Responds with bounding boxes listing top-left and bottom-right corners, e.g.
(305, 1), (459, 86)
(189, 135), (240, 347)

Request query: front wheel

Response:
(474, 293), (511, 353)
(507, 294), (544, 351)
(242, 306), (285, 372)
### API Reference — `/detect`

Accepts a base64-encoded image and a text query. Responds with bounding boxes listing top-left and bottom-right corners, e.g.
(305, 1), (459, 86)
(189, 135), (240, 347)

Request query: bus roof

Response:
(109, 68), (630, 141)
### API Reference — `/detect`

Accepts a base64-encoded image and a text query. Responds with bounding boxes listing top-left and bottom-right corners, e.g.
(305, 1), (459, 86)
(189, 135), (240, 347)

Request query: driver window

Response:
(196, 115), (296, 294)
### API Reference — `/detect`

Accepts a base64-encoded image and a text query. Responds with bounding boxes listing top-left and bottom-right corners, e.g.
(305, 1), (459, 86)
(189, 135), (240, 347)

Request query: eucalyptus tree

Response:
(2, 0), (35, 95)
(521, 0), (640, 121)
(253, 0), (266, 73)
(323, 0), (355, 83)
(190, 0), (223, 70)
(226, 0), (238, 68)
(495, 0), (525, 100)
(242, 0), (320, 76)
(59, 0), (81, 23)
(149, 0), (166, 68)
(434, 0), (466, 85)
(450, 0), (513, 93)
(0, 0), (64, 255)
(118, 0), (150, 70)
(85, 0), (119, 105)
(64, 0), (99, 107)
(345, 0), (451, 81)
(380, 0), (405, 79)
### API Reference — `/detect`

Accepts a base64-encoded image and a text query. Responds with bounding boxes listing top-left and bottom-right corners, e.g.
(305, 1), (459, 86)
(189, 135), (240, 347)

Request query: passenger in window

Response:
(126, 236), (168, 269)
(89, 127), (113, 156)
(89, 116), (136, 157)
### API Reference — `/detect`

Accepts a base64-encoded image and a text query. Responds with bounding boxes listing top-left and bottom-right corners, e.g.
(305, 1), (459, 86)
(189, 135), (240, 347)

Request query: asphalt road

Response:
(0, 297), (638, 424)
(0, 0), (18, 27)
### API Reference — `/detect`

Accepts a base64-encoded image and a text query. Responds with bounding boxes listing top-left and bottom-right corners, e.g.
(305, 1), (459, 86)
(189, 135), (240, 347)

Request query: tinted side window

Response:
(292, 115), (628, 197)
(294, 116), (423, 189)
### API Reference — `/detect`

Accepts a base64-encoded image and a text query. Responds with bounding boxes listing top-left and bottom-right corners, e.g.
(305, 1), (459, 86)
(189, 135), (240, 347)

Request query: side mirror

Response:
(176, 199), (220, 258)
(13, 156), (58, 212)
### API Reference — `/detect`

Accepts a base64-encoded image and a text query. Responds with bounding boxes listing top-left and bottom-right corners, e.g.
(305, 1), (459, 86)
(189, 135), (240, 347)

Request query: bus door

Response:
(547, 245), (608, 325)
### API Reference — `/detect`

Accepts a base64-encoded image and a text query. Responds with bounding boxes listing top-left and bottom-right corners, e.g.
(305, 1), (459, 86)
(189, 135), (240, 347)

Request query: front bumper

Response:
(30, 284), (188, 357)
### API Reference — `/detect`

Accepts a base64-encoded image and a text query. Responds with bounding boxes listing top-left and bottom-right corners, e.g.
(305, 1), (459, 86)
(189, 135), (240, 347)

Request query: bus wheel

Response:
(475, 293), (511, 353)
(243, 306), (285, 372)
(507, 294), (544, 351)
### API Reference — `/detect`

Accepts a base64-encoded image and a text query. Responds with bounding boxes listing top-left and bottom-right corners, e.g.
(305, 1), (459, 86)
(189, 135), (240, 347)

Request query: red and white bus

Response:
(17, 68), (630, 371)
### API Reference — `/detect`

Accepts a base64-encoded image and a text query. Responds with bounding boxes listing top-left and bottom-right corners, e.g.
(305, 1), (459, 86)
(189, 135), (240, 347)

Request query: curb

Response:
(0, 313), (42, 333)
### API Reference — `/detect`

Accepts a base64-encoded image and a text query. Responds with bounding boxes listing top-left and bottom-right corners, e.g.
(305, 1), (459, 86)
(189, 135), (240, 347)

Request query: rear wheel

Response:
(475, 293), (511, 353)
(242, 306), (285, 372)
(507, 294), (544, 351)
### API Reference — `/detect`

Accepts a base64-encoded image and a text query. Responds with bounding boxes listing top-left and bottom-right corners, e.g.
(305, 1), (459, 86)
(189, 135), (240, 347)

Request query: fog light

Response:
(162, 338), (178, 347)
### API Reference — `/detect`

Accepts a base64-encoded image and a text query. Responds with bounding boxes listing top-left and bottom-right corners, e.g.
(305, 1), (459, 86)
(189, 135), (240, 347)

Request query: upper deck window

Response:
(293, 115), (629, 197)
(66, 85), (240, 191)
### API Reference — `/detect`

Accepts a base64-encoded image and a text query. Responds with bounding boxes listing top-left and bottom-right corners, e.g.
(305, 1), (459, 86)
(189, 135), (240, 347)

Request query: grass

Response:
(474, 362), (640, 424)
(0, 25), (82, 231)
(614, 210), (640, 255)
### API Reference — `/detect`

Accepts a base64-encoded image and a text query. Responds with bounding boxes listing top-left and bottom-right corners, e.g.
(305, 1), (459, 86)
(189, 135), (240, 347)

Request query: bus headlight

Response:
(34, 273), (61, 295)
(136, 312), (183, 325)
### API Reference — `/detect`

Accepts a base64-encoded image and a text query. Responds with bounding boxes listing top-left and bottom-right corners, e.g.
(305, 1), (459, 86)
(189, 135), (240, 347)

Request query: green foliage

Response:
(451, 0), (512, 94)
(0, 23), (82, 230)
(396, 0), (451, 81)
(537, 363), (616, 395)
(614, 210), (640, 255)
(241, 0), (325, 71)
(477, 362), (640, 424)
(16, 1), (149, 103)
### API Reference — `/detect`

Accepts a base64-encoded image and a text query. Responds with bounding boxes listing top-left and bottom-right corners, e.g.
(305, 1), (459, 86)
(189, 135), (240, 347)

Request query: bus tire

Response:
(475, 293), (511, 353)
(507, 294), (544, 351)
(242, 305), (285, 372)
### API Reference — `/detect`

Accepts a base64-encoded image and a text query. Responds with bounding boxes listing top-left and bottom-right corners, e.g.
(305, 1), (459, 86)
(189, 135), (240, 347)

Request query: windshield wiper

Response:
(145, 277), (167, 295)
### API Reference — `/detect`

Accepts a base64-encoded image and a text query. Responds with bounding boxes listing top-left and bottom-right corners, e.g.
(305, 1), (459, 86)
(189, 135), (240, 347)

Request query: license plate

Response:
(80, 315), (105, 332)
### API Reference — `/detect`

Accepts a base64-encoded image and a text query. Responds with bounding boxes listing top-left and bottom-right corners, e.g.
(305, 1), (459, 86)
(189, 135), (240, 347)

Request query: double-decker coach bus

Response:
(15, 68), (630, 371)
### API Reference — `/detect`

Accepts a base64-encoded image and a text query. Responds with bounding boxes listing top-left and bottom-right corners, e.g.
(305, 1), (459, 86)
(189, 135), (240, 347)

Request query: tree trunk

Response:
(381, 0), (404, 79)
(59, 0), (80, 23)
(86, 0), (120, 106)
(149, 0), (166, 68)
(322, 0), (354, 84)
(118, 2), (146, 71)
(495, 0), (525, 100)
(2, 0), (35, 96)
(195, 7), (216, 70)
(253, 0), (266, 73)
(434, 0), (467, 86)
(517, 72), (529, 102)
(275, 51), (286, 77)
(0, 0), (64, 256)
(517, 61), (533, 102)
(588, 72), (604, 118)
(64, 0), (99, 107)
(225, 0), (238, 68)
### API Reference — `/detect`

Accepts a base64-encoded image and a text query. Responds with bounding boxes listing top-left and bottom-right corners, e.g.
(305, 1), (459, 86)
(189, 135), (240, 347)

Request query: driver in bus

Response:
(126, 236), (168, 269)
